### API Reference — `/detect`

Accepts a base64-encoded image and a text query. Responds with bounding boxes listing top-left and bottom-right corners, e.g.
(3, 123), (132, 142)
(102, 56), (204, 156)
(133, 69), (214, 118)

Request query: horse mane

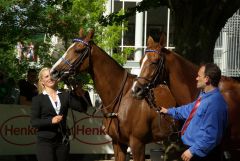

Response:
(90, 41), (136, 90)
(164, 48), (197, 65)
(91, 42), (127, 71)
(161, 48), (199, 103)
(161, 48), (198, 79)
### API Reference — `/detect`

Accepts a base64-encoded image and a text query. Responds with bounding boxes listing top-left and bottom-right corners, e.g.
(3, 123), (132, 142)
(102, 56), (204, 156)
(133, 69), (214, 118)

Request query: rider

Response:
(160, 63), (228, 161)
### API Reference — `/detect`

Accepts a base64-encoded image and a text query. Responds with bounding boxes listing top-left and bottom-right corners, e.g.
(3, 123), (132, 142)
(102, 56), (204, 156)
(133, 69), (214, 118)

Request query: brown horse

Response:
(131, 34), (240, 161)
(50, 29), (177, 161)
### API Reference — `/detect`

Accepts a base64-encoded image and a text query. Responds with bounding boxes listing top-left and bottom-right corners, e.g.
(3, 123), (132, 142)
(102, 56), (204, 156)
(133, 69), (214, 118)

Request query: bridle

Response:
(53, 38), (128, 118)
(136, 49), (167, 93)
(50, 38), (92, 83)
(134, 49), (179, 137)
(58, 38), (91, 80)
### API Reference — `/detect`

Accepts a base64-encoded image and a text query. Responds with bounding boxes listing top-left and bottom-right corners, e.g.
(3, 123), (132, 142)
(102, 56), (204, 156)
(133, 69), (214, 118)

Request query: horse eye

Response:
(151, 60), (159, 65)
(75, 48), (84, 53)
(148, 57), (159, 64)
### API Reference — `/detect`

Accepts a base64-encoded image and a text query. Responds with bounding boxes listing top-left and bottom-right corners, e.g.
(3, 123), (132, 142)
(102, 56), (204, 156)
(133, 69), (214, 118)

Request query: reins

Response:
(60, 37), (130, 141)
(100, 70), (128, 117)
(144, 85), (180, 138)
(61, 38), (129, 118)
(137, 49), (179, 137)
(85, 70), (127, 117)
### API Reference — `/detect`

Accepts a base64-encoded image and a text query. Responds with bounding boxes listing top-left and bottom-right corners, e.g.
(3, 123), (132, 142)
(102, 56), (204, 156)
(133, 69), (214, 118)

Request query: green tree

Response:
(0, 0), (129, 80)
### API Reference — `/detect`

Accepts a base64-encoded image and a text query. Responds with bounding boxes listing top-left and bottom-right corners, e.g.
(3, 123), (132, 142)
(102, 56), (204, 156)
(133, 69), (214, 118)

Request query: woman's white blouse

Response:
(43, 90), (62, 114)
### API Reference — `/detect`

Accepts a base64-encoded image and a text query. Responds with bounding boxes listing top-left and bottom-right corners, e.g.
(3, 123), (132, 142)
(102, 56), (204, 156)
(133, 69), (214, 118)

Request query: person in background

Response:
(160, 63), (228, 161)
(4, 77), (20, 104)
(16, 41), (23, 63)
(18, 69), (38, 105)
(27, 42), (34, 61)
(0, 71), (8, 104)
(31, 67), (88, 161)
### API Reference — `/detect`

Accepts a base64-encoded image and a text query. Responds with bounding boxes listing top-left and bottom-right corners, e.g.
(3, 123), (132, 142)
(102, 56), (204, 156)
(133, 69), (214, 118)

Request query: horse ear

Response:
(86, 29), (95, 41)
(79, 28), (84, 38)
(147, 36), (159, 49)
(147, 36), (155, 47)
(159, 32), (166, 47)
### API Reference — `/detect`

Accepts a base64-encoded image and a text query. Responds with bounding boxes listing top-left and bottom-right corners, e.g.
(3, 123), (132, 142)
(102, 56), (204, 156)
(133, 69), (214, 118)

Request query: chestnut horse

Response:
(131, 34), (240, 161)
(50, 29), (177, 161)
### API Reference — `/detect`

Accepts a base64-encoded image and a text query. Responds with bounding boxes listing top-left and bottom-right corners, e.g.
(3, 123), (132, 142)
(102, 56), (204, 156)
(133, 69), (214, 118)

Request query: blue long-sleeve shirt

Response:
(167, 88), (228, 157)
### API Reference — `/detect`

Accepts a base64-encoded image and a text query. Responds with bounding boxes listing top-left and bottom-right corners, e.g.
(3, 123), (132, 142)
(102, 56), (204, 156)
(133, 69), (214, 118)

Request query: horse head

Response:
(50, 28), (94, 81)
(132, 32), (168, 99)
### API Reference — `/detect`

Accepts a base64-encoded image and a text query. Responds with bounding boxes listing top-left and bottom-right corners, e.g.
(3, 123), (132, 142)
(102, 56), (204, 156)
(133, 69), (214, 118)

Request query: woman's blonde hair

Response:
(37, 67), (50, 94)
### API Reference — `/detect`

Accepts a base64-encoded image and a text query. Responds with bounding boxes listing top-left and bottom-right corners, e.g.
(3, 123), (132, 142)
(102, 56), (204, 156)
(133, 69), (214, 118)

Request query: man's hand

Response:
(160, 107), (168, 114)
(181, 149), (193, 161)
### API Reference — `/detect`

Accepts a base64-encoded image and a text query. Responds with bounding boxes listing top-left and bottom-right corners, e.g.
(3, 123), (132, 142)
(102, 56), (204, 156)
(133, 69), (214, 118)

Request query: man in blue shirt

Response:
(160, 63), (228, 161)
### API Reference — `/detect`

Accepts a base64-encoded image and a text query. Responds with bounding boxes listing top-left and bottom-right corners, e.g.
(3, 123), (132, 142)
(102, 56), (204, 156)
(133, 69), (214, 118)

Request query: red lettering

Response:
(75, 125), (107, 135)
(85, 128), (91, 135)
(4, 125), (37, 136)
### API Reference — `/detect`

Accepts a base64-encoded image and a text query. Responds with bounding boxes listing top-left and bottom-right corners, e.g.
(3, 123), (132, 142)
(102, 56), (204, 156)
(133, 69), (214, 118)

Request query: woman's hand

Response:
(52, 115), (63, 124)
(73, 85), (86, 97)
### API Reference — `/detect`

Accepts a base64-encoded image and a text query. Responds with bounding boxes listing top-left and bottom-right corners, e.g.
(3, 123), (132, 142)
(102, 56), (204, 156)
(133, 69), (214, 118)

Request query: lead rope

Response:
(145, 87), (178, 139)
(145, 88), (163, 133)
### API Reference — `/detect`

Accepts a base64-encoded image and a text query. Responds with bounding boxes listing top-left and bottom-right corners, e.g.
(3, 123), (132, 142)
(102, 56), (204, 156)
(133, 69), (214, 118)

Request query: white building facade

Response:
(214, 9), (240, 77)
(106, 0), (240, 77)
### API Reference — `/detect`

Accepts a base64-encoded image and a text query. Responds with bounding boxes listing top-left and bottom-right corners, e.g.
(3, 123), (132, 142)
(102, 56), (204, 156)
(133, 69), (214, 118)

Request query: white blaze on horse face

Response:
(139, 54), (148, 77)
(131, 54), (148, 91)
(51, 43), (76, 73)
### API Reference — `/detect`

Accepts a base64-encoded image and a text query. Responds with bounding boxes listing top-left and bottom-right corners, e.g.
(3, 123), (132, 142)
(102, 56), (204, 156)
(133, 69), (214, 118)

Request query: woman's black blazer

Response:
(31, 91), (87, 139)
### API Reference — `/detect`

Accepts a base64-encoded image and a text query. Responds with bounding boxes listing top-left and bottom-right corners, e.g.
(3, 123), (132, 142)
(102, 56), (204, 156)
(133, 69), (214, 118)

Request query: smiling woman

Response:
(30, 67), (89, 161)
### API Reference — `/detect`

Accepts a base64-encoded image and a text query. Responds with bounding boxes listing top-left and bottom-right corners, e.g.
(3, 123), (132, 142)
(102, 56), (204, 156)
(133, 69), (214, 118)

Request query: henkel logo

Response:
(73, 116), (112, 145)
(0, 115), (112, 146)
(0, 115), (37, 146)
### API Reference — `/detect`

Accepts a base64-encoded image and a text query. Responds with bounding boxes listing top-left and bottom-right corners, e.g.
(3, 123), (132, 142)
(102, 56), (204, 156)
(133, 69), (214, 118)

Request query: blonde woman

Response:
(31, 67), (87, 161)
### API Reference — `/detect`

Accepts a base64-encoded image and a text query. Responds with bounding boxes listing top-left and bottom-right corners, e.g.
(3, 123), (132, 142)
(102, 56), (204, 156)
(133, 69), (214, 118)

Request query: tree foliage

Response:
(0, 0), (129, 81)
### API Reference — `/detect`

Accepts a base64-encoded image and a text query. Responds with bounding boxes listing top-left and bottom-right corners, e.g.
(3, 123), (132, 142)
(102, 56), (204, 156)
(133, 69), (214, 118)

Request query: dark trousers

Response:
(36, 134), (70, 161)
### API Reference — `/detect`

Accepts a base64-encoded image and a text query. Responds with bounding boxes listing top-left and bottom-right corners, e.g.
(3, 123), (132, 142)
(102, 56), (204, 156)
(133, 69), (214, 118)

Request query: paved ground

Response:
(0, 155), (153, 161)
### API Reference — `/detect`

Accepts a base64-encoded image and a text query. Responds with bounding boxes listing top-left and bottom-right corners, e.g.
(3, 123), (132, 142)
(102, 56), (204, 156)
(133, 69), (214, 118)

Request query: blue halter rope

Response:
(61, 57), (72, 67)
(145, 49), (161, 54)
(60, 38), (89, 68)
(72, 38), (89, 46)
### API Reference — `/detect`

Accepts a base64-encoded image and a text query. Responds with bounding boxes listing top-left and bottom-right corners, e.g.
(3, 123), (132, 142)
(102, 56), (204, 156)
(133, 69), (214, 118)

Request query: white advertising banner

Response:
(0, 104), (160, 155)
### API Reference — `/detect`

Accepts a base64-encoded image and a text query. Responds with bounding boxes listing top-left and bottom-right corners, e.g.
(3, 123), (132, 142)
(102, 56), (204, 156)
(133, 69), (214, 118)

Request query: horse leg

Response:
(130, 137), (145, 161)
(112, 141), (128, 161)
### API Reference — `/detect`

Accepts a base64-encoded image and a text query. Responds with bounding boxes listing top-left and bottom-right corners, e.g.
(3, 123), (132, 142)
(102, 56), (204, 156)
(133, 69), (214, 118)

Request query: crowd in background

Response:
(16, 41), (37, 63)
(0, 70), (20, 104)
(0, 69), (38, 105)
(0, 68), (93, 106)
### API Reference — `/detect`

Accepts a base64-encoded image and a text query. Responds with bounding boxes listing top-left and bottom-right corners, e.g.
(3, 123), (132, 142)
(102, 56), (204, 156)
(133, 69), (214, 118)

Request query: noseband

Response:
(60, 38), (91, 78)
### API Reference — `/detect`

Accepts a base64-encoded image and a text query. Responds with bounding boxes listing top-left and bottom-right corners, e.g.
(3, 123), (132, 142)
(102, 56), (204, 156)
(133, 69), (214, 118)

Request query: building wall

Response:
(214, 9), (240, 77)
(110, 0), (240, 77)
